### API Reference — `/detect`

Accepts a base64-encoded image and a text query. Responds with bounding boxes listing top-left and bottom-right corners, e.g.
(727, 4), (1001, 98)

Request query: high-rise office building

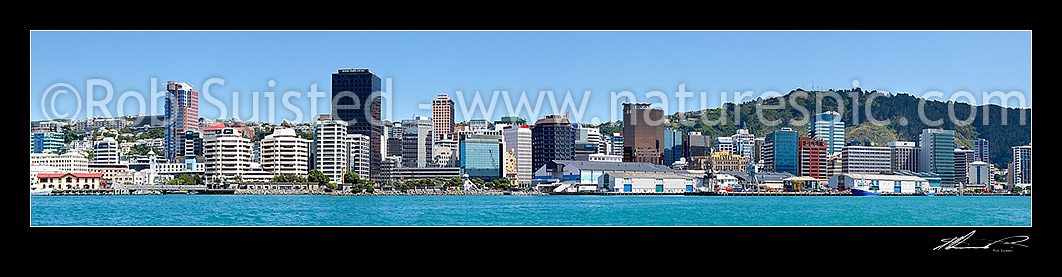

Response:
(459, 133), (504, 181)
(532, 114), (575, 172)
(314, 114), (352, 185)
(348, 133), (370, 179)
(919, 129), (957, 189)
(331, 68), (382, 180)
(611, 133), (624, 156)
(683, 132), (711, 159)
(503, 125), (532, 188)
(763, 128), (799, 175)
(809, 111), (845, 155)
(164, 81), (199, 161)
(622, 103), (664, 165)
(575, 126), (602, 153)
(974, 138), (990, 163)
(92, 137), (120, 164)
(260, 127), (310, 177)
(731, 129), (755, 159)
(799, 137), (828, 179)
(179, 130), (203, 158)
(714, 136), (734, 155)
(968, 161), (991, 187)
(752, 137), (766, 165)
(1011, 144), (1032, 185)
(386, 122), (403, 157)
(841, 145), (892, 174)
(401, 116), (434, 168)
(663, 128), (684, 166)
(432, 93), (455, 142)
(887, 141), (919, 173)
(203, 127), (252, 182)
(954, 148), (975, 185)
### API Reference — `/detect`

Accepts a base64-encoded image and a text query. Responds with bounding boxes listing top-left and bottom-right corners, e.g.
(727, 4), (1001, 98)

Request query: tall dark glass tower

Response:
(531, 114), (575, 172)
(622, 103), (664, 165)
(332, 68), (382, 180)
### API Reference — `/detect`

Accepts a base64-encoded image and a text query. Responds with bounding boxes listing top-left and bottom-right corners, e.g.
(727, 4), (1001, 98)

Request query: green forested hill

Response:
(660, 88), (1031, 168)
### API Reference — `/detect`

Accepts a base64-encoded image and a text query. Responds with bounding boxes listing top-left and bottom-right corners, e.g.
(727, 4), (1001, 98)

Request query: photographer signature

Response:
(934, 230), (1029, 251)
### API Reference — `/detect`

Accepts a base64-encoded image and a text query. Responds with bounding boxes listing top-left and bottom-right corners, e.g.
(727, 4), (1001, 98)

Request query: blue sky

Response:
(29, 31), (1032, 124)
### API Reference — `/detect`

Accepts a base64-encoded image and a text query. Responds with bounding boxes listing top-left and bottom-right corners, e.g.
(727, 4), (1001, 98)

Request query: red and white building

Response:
(36, 173), (105, 190)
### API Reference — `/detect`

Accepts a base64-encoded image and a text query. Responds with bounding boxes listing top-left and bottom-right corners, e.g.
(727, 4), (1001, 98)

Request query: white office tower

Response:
(810, 111), (845, 155)
(314, 114), (352, 185)
(503, 125), (532, 188)
(92, 137), (120, 164)
(968, 161), (991, 186)
(260, 127), (310, 176)
(714, 136), (734, 155)
(349, 133), (371, 179)
(731, 129), (755, 158)
(1011, 144), (1032, 186)
(576, 126), (601, 153)
(203, 127), (253, 182)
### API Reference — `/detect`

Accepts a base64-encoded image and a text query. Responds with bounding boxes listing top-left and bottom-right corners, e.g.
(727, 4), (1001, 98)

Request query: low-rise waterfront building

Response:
(37, 173), (104, 190)
(828, 173), (931, 194)
(87, 163), (129, 186)
(534, 160), (677, 191)
(707, 172), (740, 191)
(598, 171), (704, 193)
(718, 170), (795, 192)
(783, 176), (824, 192)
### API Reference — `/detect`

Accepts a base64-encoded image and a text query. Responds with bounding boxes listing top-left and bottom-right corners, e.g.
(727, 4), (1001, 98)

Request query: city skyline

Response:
(30, 31), (1032, 125)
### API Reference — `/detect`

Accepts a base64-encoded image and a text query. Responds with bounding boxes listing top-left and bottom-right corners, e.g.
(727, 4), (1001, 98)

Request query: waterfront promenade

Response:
(33, 188), (1022, 197)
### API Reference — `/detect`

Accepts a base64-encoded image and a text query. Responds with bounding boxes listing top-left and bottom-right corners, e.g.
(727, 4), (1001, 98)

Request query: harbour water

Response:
(29, 195), (1032, 226)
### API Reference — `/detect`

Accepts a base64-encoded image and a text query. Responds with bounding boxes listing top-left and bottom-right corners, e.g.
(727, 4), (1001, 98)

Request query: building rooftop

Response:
(533, 114), (571, 125)
(836, 173), (928, 182)
(37, 173), (104, 178)
(604, 171), (702, 179)
(550, 160), (676, 173)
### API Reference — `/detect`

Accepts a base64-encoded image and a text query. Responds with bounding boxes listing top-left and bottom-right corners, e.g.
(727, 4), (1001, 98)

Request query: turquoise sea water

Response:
(29, 195), (1032, 226)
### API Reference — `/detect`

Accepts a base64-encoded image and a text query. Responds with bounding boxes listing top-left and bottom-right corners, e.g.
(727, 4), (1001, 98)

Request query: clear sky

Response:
(29, 30), (1032, 125)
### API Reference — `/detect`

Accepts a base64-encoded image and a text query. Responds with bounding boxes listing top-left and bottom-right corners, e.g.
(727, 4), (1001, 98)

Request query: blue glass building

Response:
(531, 114), (575, 172)
(459, 134), (503, 181)
(663, 128), (684, 166)
(765, 128), (799, 176)
(30, 131), (64, 153)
